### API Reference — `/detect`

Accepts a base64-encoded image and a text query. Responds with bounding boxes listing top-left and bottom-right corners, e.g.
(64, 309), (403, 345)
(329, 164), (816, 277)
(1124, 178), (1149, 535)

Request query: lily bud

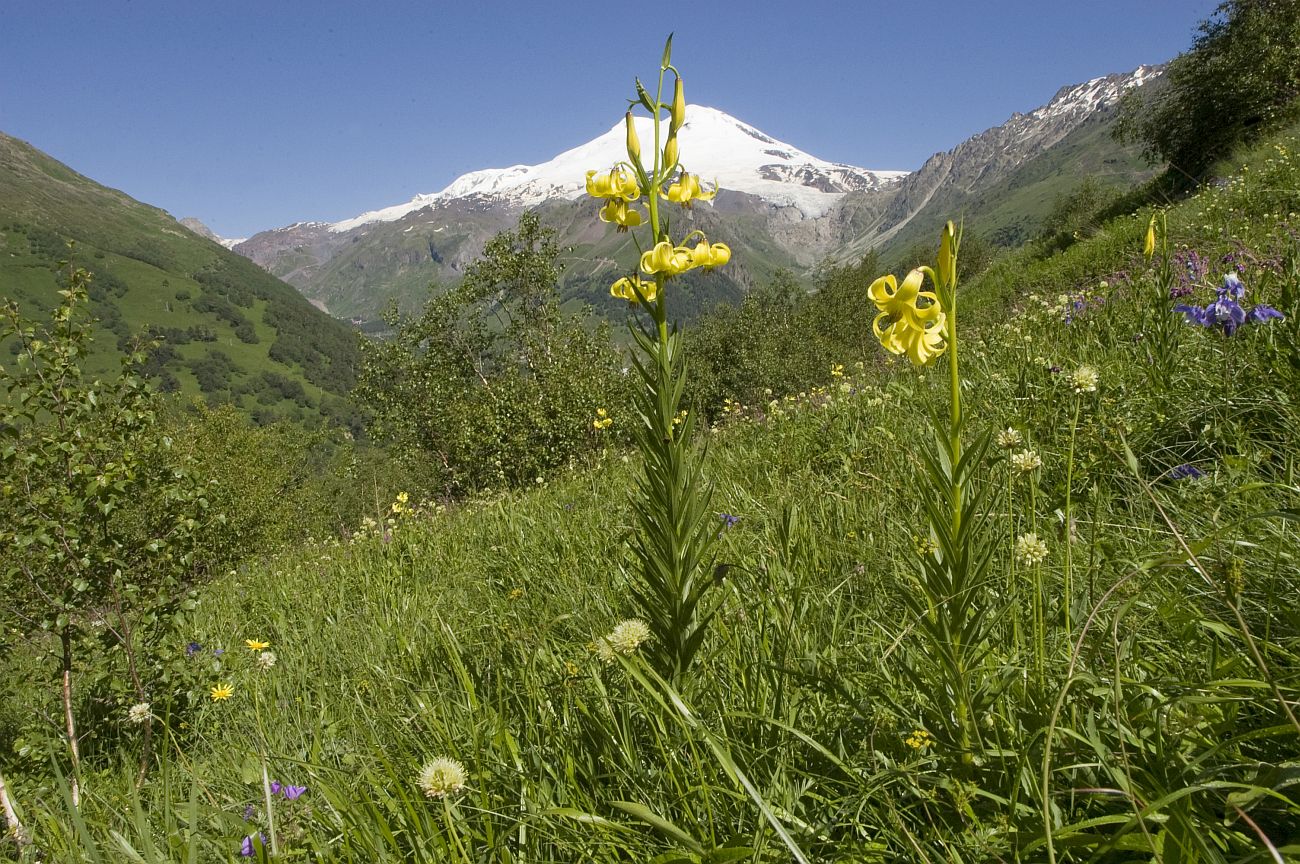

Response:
(670, 76), (686, 134)
(1143, 214), (1157, 260)
(663, 136), (679, 170)
(937, 221), (957, 292)
(625, 112), (641, 164)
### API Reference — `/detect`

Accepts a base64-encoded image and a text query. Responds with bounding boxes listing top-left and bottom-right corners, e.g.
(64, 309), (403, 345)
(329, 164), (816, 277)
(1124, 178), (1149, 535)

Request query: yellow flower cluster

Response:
(592, 408), (613, 430)
(639, 238), (731, 278)
(905, 729), (934, 750)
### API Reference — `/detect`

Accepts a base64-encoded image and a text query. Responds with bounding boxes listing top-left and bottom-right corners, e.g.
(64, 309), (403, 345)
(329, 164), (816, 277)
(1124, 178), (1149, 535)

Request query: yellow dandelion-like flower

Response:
(245, 639), (270, 651)
(417, 757), (467, 799)
(210, 682), (234, 701)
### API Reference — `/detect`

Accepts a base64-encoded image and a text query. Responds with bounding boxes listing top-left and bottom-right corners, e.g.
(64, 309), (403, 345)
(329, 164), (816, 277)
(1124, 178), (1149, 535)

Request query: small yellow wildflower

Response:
(592, 408), (613, 431)
(210, 683), (234, 701)
(905, 729), (934, 750)
(830, 364), (844, 378)
(245, 639), (270, 651)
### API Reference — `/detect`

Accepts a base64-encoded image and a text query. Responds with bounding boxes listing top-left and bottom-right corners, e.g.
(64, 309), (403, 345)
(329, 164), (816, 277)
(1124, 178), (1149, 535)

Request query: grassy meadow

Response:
(3, 112), (1299, 862)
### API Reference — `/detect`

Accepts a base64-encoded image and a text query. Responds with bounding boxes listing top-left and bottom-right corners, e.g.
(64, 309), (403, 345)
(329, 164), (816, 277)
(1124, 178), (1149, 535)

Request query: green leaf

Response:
(611, 801), (703, 853)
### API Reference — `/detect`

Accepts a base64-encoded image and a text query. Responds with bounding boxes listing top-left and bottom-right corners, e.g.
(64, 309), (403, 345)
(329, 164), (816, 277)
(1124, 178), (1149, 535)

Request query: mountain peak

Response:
(328, 105), (906, 233)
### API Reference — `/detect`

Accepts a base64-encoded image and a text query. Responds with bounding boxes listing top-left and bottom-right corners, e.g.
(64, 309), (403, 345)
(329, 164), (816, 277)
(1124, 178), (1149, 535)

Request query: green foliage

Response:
(1, 268), (210, 793)
(1118, 0), (1300, 179)
(357, 213), (627, 498)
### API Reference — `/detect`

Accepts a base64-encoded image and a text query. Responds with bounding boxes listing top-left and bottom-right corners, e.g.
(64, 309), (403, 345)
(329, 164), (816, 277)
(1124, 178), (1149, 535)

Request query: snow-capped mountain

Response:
(178, 216), (246, 249)
(329, 106), (904, 233)
(233, 66), (1160, 322)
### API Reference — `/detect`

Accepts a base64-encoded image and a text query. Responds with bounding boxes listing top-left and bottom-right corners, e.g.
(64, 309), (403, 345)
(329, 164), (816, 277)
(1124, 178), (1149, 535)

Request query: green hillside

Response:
(0, 131), (361, 428)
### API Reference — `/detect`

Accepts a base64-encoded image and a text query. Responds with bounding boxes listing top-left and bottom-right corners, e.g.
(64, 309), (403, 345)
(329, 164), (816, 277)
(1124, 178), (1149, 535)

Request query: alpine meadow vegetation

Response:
(4, 17), (1300, 864)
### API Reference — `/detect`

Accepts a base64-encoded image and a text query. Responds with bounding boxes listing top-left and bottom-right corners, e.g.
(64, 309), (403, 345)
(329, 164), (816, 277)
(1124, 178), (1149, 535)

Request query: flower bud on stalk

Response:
(625, 112), (640, 163)
(663, 136), (679, 170)
(670, 76), (686, 134)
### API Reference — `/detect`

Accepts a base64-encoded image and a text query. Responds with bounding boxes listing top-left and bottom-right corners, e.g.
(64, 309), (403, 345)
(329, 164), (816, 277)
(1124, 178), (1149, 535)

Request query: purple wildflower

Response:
(269, 781), (282, 796)
(1249, 305), (1284, 323)
(185, 642), (202, 657)
(282, 785), (308, 800)
(718, 513), (740, 529)
(239, 833), (266, 857)
(1175, 273), (1283, 335)
(242, 803), (256, 820)
(1168, 464), (1206, 480)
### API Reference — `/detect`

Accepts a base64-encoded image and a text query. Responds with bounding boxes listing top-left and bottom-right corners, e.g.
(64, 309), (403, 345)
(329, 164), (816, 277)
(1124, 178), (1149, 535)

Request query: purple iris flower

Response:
(1249, 305), (1283, 323)
(1175, 273), (1283, 335)
(239, 833), (266, 857)
(282, 785), (308, 800)
(1222, 272), (1245, 300)
(1168, 464), (1206, 480)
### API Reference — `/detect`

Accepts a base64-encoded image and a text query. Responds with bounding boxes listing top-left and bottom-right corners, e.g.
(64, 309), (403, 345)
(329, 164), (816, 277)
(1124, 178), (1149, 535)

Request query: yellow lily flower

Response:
(599, 199), (643, 231)
(640, 241), (694, 277)
(868, 269), (943, 332)
(662, 173), (716, 208)
(611, 274), (658, 303)
(876, 311), (948, 366)
(688, 241), (731, 270)
(585, 168), (640, 202)
(1143, 214), (1157, 260)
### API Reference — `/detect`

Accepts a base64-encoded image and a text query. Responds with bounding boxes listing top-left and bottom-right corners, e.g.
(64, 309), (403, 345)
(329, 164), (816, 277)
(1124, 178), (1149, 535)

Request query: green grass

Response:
(4, 125), (1300, 862)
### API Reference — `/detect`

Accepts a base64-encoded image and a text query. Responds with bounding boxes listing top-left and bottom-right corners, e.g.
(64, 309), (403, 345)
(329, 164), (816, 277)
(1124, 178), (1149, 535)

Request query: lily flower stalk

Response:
(582, 37), (731, 684)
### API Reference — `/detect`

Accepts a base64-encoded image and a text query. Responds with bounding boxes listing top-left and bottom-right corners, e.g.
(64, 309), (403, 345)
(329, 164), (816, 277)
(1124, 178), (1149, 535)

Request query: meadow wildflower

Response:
(417, 757), (467, 799)
(1011, 449), (1042, 472)
(1168, 463), (1206, 480)
(238, 833), (266, 857)
(905, 729), (934, 750)
(662, 173), (717, 207)
(257, 651), (277, 670)
(868, 269), (948, 366)
(606, 619), (652, 655)
(210, 683), (234, 701)
(719, 513), (740, 528)
(610, 274), (657, 303)
(1069, 365), (1100, 393)
(592, 408), (613, 430)
(997, 427), (1023, 449)
(245, 639), (270, 651)
(1176, 272), (1283, 334)
(281, 784), (307, 800)
(1015, 533), (1049, 567)
(127, 702), (152, 725)
(185, 641), (202, 657)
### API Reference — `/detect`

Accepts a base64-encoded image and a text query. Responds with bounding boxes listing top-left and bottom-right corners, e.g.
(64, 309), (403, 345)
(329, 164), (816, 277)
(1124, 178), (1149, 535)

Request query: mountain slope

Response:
(0, 131), (360, 428)
(234, 67), (1162, 323)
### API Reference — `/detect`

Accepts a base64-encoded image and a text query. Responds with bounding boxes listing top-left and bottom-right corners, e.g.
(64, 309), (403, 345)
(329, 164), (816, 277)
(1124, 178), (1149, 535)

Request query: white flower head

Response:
(997, 428), (1023, 449)
(417, 757), (467, 799)
(1070, 365), (1099, 394)
(127, 702), (152, 725)
(1011, 450), (1042, 472)
(1015, 533), (1050, 567)
(605, 619), (652, 656)
(257, 651), (277, 670)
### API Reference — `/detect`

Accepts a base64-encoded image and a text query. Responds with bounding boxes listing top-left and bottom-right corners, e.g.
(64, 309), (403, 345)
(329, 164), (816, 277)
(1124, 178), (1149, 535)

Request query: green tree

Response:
(357, 213), (626, 497)
(1, 267), (209, 795)
(1118, 0), (1300, 179)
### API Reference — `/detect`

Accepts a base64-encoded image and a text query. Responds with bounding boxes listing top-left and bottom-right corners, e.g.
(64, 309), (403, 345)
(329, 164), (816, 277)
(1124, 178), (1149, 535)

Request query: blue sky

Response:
(3, 0), (1218, 237)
